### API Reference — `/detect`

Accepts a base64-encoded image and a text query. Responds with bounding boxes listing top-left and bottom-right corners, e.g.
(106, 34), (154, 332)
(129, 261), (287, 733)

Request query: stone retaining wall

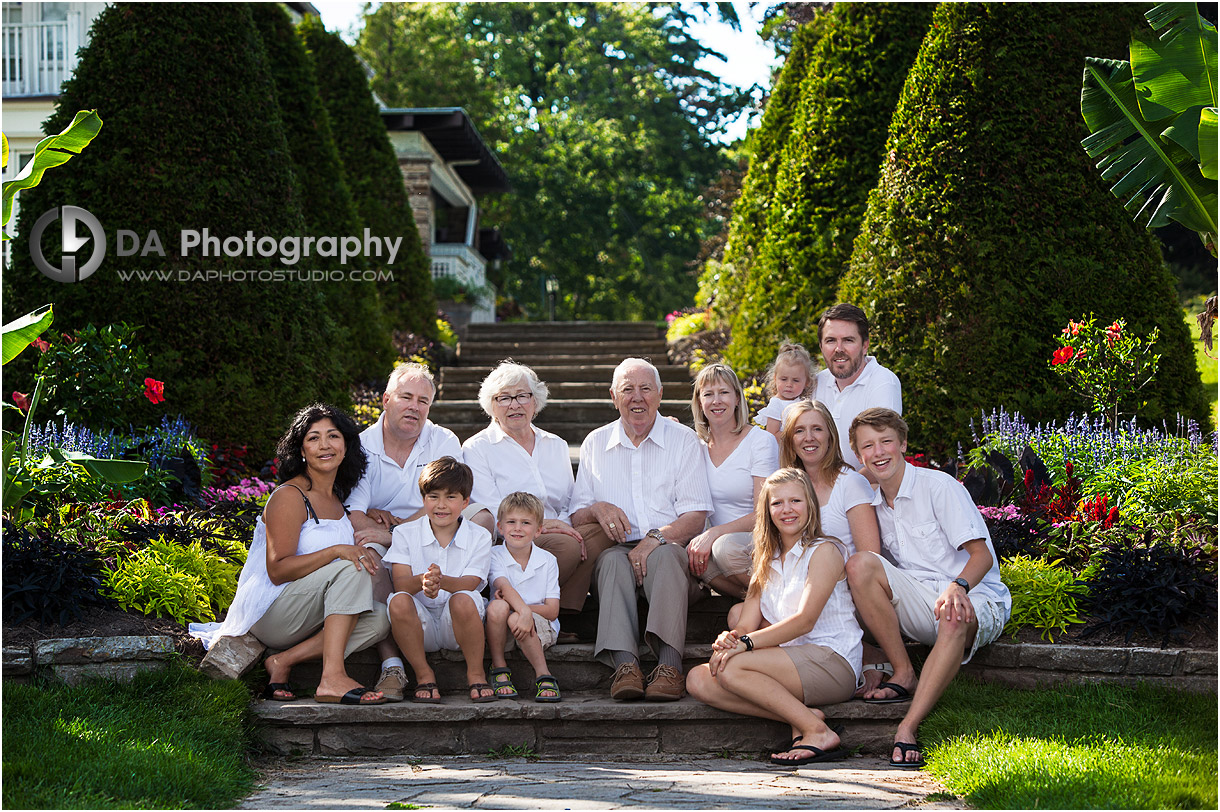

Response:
(2, 636), (174, 685)
(962, 641), (1216, 693)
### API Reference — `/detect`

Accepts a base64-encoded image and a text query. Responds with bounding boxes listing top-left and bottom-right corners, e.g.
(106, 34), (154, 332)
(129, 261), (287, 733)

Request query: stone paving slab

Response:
(240, 755), (965, 810)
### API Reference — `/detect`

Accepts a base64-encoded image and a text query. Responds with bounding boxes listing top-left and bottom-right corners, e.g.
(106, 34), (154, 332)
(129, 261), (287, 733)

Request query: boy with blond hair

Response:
(485, 492), (562, 702)
(382, 456), (496, 703)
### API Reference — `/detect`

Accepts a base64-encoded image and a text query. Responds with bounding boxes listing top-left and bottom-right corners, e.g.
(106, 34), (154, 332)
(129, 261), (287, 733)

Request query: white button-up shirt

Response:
(488, 544), (562, 634)
(462, 422), (574, 522)
(871, 463), (1011, 612)
(814, 357), (902, 470)
(569, 416), (712, 542)
(383, 517), (492, 610)
(346, 415), (463, 518)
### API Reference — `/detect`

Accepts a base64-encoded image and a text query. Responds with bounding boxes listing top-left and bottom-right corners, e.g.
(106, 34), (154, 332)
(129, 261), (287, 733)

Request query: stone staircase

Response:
(430, 321), (693, 444)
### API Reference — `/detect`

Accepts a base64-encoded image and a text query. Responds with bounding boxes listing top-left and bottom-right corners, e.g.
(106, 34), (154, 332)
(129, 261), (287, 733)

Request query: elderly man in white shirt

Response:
(347, 362), (486, 701)
(568, 358), (712, 702)
(814, 303), (903, 473)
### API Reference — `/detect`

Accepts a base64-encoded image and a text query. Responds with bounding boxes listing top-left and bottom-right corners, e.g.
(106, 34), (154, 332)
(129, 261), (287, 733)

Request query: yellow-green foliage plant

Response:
(103, 538), (240, 624)
(1000, 555), (1087, 642)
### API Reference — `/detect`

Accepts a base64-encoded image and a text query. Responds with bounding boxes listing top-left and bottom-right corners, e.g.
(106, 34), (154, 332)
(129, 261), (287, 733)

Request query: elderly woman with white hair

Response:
(461, 361), (598, 620)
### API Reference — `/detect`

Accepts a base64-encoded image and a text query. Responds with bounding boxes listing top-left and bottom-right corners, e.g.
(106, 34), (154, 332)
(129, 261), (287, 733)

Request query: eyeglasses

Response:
(493, 392), (535, 406)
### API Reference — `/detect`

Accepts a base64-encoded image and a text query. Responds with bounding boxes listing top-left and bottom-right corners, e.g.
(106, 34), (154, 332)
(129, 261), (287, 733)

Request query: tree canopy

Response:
(356, 1), (751, 319)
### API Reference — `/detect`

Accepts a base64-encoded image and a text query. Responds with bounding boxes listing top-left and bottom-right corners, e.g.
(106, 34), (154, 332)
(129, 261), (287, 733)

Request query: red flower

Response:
(32, 338), (49, 353)
(12, 391), (30, 412)
(143, 377), (165, 405)
(1051, 346), (1074, 365)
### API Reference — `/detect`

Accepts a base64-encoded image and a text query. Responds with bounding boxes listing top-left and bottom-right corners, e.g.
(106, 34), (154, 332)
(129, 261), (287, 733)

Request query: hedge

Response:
(839, 2), (1209, 456)
(6, 2), (349, 459)
(723, 2), (934, 374)
(298, 15), (435, 340)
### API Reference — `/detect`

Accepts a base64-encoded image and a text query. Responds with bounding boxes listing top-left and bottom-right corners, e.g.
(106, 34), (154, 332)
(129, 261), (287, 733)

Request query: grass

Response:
(486, 742), (539, 760)
(2, 661), (255, 809)
(922, 678), (1217, 809)
(1185, 306), (1217, 430)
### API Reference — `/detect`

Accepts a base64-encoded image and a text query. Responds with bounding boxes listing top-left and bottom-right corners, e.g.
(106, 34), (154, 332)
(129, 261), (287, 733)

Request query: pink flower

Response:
(12, 391), (30, 412)
(32, 338), (49, 353)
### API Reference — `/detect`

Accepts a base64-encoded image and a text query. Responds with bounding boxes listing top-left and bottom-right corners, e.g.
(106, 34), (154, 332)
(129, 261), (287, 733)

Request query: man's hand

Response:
(355, 526), (392, 547)
(934, 582), (975, 624)
(627, 536), (661, 585)
(590, 501), (631, 544)
(367, 507), (405, 527)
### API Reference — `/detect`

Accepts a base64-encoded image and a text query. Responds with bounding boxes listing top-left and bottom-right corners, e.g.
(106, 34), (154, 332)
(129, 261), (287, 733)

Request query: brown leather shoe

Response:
(610, 662), (645, 700)
(644, 664), (685, 701)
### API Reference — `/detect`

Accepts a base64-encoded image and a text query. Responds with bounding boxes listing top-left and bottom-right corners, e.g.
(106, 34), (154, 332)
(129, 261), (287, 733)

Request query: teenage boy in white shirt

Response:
(485, 491), (563, 702)
(845, 408), (1011, 769)
(382, 456), (496, 703)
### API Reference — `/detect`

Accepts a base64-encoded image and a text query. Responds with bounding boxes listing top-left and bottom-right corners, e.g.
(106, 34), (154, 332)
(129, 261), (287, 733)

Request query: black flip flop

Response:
(315, 686), (385, 705)
(862, 681), (913, 704)
(769, 724), (845, 755)
(889, 741), (926, 769)
(261, 682), (297, 701)
(769, 742), (848, 767)
(468, 682), (499, 703)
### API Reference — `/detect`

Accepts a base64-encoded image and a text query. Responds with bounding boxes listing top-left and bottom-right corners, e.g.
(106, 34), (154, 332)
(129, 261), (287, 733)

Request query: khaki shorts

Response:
(701, 531), (753, 585)
(250, 558), (389, 656)
(781, 643), (857, 706)
(387, 589), (486, 653)
(499, 611), (558, 652)
(869, 552), (1005, 664)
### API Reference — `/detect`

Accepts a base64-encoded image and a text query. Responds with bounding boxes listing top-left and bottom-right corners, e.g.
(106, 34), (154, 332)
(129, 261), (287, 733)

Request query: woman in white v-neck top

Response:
(687, 468), (862, 766)
(685, 364), (779, 599)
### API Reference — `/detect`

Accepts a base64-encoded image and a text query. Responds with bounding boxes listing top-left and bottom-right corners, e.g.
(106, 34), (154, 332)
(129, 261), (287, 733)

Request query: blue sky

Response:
(311, 0), (779, 143)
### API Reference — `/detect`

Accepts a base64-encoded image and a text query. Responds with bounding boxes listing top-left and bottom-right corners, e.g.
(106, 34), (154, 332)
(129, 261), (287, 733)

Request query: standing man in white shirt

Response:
(845, 408), (1011, 770)
(568, 358), (712, 702)
(814, 304), (903, 474)
(347, 361), (490, 701)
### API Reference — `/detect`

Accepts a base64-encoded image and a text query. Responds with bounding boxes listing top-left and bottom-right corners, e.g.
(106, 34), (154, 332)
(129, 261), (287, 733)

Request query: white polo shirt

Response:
(346, 414), (462, 518)
(488, 544), (562, 635)
(814, 357), (902, 470)
(703, 427), (779, 527)
(871, 463), (1011, 613)
(569, 416), (712, 542)
(383, 517), (492, 611)
(462, 422), (574, 522)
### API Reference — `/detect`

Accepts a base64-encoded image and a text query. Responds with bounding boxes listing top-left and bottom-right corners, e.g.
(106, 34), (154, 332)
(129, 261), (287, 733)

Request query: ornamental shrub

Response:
(251, 2), (393, 381)
(724, 2), (934, 374)
(6, 2), (349, 459)
(840, 3), (1209, 455)
(103, 537), (240, 624)
(2, 519), (113, 626)
(999, 555), (1086, 642)
(299, 15), (435, 340)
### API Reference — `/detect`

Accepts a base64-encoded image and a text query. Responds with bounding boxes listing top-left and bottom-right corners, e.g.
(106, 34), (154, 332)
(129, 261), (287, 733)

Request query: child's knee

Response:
(486, 598), (510, 623)
(388, 593), (417, 622)
(449, 592), (479, 619)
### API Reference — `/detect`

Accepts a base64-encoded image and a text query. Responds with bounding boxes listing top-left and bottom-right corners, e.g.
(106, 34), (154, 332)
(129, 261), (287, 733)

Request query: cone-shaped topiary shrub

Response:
(251, 2), (392, 382)
(299, 15), (435, 340)
(723, 2), (934, 374)
(839, 2), (1208, 456)
(6, 2), (349, 459)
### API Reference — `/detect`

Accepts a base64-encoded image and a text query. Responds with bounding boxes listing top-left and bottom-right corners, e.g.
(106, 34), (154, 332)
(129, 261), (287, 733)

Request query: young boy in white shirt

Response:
(845, 408), (1011, 770)
(383, 456), (496, 703)
(485, 491), (563, 702)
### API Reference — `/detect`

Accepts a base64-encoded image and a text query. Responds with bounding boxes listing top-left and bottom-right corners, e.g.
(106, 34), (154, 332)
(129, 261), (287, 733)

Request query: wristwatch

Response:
(952, 577), (971, 592)
(740, 634), (754, 651)
(646, 528), (667, 545)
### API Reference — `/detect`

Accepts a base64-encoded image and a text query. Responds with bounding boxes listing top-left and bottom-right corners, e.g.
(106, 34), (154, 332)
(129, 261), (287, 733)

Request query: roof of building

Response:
(381, 107), (510, 194)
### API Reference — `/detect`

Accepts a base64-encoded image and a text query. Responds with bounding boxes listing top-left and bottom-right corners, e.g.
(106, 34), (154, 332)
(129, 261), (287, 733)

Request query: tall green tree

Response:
(840, 2), (1209, 455)
(357, 2), (749, 319)
(722, 2), (934, 374)
(6, 2), (347, 458)
(299, 15), (435, 337)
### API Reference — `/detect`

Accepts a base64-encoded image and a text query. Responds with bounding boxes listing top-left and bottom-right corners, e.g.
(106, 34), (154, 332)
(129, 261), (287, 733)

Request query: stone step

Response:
(453, 351), (672, 367)
(440, 364), (691, 385)
(429, 398), (692, 426)
(465, 322), (663, 342)
(252, 690), (906, 758)
(438, 381), (625, 401)
(457, 340), (669, 360)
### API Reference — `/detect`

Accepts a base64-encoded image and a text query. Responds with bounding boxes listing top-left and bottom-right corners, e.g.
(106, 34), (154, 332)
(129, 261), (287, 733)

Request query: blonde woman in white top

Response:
(687, 363), (779, 599)
(686, 468), (862, 766)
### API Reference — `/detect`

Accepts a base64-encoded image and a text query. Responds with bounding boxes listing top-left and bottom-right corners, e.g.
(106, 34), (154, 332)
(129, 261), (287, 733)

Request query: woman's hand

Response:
(334, 544), (378, 574)
(541, 519), (587, 560)
(687, 527), (720, 577)
(709, 639), (745, 676)
(712, 629), (740, 651)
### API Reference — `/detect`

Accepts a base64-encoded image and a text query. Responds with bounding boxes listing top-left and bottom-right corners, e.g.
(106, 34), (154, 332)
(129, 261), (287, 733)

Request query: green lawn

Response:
(923, 678), (1217, 809)
(1186, 307), (1218, 430)
(2, 662), (254, 809)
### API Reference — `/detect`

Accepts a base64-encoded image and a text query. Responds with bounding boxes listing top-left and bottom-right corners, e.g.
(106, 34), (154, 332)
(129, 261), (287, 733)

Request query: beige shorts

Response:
(499, 611), (558, 652)
(387, 589), (486, 653)
(869, 552), (1005, 664)
(701, 531), (753, 585)
(781, 643), (857, 706)
(250, 558), (389, 655)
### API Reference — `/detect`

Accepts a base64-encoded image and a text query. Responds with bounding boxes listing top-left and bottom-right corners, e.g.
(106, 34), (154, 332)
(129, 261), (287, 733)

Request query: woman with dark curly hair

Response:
(209, 403), (390, 704)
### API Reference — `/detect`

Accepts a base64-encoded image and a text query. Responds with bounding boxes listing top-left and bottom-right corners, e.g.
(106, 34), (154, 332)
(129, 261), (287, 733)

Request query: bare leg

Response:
(514, 619), (553, 689)
(315, 613), (381, 700)
(892, 616), (976, 764)
(846, 552), (918, 700)
(389, 593), (436, 699)
(854, 641), (889, 698)
(486, 599), (512, 670)
(450, 593), (492, 700)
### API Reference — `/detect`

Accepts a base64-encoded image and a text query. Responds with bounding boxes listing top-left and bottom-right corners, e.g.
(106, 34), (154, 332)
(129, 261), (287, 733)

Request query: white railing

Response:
(431, 243), (496, 323)
(2, 17), (81, 97)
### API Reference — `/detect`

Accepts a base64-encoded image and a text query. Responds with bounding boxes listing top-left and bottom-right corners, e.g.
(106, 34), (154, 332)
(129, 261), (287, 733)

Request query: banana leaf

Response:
(1, 109), (102, 235)
(1, 304), (53, 365)
(46, 448), (148, 483)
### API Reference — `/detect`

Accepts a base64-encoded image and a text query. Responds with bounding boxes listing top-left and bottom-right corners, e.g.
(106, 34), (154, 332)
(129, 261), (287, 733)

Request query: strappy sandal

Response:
(261, 682), (297, 701)
(489, 666), (518, 698)
(412, 682), (442, 704)
(534, 674), (561, 703)
(468, 682), (499, 703)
